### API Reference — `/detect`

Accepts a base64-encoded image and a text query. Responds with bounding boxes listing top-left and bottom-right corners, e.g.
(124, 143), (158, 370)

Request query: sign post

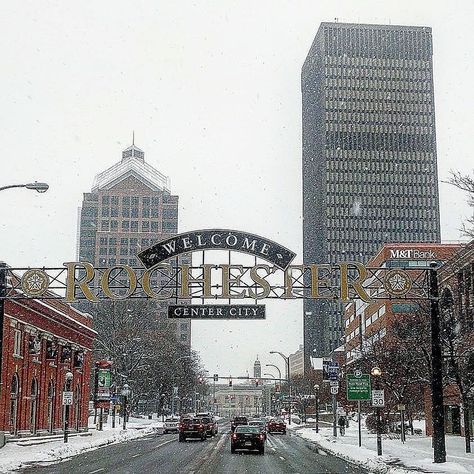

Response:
(347, 373), (371, 447)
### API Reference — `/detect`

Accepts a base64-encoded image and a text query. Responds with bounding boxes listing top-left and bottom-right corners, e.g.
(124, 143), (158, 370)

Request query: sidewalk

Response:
(289, 421), (474, 473)
(0, 416), (164, 473)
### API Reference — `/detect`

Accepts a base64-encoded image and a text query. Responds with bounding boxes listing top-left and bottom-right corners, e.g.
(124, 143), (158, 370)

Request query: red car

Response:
(178, 417), (207, 442)
(267, 418), (286, 434)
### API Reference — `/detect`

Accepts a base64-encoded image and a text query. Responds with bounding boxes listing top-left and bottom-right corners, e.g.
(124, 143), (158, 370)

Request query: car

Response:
(231, 415), (248, 432)
(200, 415), (218, 437)
(248, 419), (267, 440)
(163, 417), (179, 434)
(178, 417), (207, 442)
(231, 425), (265, 454)
(267, 418), (286, 434)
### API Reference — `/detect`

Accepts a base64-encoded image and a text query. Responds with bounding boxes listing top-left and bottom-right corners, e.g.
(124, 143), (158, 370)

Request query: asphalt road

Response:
(22, 422), (368, 474)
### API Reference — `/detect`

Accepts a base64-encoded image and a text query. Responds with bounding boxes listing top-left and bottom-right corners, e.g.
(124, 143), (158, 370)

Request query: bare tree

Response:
(446, 171), (474, 238)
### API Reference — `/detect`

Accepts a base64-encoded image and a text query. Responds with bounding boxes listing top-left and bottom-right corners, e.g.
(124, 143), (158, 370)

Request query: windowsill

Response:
(13, 354), (23, 360)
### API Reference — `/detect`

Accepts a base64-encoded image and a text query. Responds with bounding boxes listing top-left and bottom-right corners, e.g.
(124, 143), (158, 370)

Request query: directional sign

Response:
(62, 391), (73, 406)
(330, 386), (339, 395)
(323, 361), (339, 381)
(372, 390), (385, 407)
(330, 380), (339, 387)
(347, 374), (371, 401)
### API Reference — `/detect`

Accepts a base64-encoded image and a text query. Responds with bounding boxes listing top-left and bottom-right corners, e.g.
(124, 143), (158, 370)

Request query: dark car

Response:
(231, 425), (265, 454)
(248, 419), (267, 440)
(200, 415), (218, 437)
(178, 417), (207, 442)
(231, 416), (248, 432)
(267, 418), (286, 434)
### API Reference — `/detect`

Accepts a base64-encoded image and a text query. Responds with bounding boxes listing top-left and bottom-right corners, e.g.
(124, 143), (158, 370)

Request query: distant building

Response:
(214, 385), (264, 418)
(76, 140), (190, 345)
(302, 22), (441, 361)
(289, 345), (305, 378)
(253, 356), (261, 379)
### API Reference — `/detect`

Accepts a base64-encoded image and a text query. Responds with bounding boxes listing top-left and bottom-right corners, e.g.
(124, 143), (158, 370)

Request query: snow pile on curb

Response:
(289, 423), (473, 474)
(0, 420), (163, 473)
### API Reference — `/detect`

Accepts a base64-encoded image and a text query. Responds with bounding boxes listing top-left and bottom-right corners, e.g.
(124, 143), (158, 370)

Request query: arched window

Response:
(10, 374), (19, 397)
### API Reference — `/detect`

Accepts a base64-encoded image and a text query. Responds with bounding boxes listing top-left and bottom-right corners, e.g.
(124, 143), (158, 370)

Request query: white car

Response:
(164, 417), (180, 434)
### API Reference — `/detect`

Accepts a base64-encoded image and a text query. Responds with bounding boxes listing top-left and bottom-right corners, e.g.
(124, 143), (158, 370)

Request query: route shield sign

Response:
(347, 374), (371, 401)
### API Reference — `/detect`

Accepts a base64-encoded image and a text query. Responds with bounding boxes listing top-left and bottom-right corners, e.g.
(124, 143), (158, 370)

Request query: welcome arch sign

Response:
(1, 229), (429, 319)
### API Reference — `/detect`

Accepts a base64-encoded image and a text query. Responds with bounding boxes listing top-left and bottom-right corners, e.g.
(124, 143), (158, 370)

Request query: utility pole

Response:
(429, 263), (446, 463)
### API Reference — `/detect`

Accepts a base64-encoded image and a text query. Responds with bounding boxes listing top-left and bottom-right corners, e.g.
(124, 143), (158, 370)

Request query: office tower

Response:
(302, 23), (441, 361)
(77, 140), (190, 345)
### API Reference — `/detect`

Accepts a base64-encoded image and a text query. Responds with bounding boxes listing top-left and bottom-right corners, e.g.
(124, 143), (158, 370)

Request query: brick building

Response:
(344, 242), (460, 364)
(0, 273), (96, 437)
(424, 240), (474, 437)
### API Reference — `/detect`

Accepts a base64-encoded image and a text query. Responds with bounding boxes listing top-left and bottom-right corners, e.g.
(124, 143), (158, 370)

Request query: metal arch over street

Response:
(137, 229), (297, 270)
(1, 261), (430, 303)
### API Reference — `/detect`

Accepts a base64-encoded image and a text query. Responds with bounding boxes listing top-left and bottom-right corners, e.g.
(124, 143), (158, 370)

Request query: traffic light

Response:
(213, 374), (218, 382)
(229, 378), (233, 387)
(255, 379), (259, 387)
(198, 376), (204, 384)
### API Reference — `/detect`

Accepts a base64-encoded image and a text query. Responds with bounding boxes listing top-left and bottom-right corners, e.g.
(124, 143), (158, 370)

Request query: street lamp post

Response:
(122, 384), (131, 430)
(270, 351), (292, 425)
(371, 367), (383, 456)
(314, 384), (320, 433)
(63, 371), (73, 443)
(0, 182), (49, 193)
(0, 182), (49, 396)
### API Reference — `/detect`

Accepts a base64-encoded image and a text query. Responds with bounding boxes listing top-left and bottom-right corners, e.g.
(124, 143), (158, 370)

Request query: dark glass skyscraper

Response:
(302, 22), (441, 361)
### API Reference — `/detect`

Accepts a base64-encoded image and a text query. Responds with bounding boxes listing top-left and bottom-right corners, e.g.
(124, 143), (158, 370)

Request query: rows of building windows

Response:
(325, 110), (433, 128)
(325, 193), (437, 208)
(325, 87), (433, 104)
(323, 27), (431, 60)
(324, 63), (431, 81)
(325, 99), (433, 114)
(324, 54), (430, 70)
(326, 151), (435, 170)
(324, 77), (431, 94)
(326, 202), (437, 219)
(325, 131), (433, 152)
(99, 219), (177, 233)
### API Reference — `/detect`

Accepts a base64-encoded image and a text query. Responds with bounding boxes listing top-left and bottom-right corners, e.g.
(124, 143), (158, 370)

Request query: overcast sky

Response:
(1, 1), (473, 379)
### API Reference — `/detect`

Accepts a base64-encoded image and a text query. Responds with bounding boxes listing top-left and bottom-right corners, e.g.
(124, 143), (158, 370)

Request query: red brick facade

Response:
(0, 296), (96, 437)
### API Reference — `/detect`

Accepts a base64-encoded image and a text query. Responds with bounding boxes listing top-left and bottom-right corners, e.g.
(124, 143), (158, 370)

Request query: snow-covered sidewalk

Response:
(0, 416), (164, 473)
(290, 421), (474, 473)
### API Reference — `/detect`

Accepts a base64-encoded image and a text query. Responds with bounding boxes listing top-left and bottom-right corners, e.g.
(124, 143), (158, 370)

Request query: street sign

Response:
(323, 360), (339, 381)
(62, 391), (73, 406)
(372, 390), (385, 407)
(330, 386), (339, 395)
(330, 380), (339, 387)
(397, 404), (406, 411)
(347, 374), (371, 401)
(354, 369), (362, 378)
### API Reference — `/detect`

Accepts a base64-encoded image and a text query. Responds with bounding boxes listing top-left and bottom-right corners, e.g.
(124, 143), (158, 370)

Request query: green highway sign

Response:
(347, 374), (371, 400)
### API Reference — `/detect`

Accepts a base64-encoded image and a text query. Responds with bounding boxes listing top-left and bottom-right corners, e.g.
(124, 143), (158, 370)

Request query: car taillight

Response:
(232, 434), (237, 440)
(199, 424), (204, 428)
(259, 434), (264, 440)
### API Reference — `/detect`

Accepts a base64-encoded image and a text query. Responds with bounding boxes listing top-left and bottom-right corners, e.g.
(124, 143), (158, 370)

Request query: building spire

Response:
(132, 130), (135, 146)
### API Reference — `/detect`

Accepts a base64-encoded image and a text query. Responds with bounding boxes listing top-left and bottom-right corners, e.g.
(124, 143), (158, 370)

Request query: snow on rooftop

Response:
(92, 143), (171, 193)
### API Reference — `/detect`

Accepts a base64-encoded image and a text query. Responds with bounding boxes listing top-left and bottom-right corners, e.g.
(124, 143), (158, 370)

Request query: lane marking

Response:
(152, 439), (175, 449)
(89, 470), (105, 474)
(279, 456), (285, 461)
(132, 453), (141, 458)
